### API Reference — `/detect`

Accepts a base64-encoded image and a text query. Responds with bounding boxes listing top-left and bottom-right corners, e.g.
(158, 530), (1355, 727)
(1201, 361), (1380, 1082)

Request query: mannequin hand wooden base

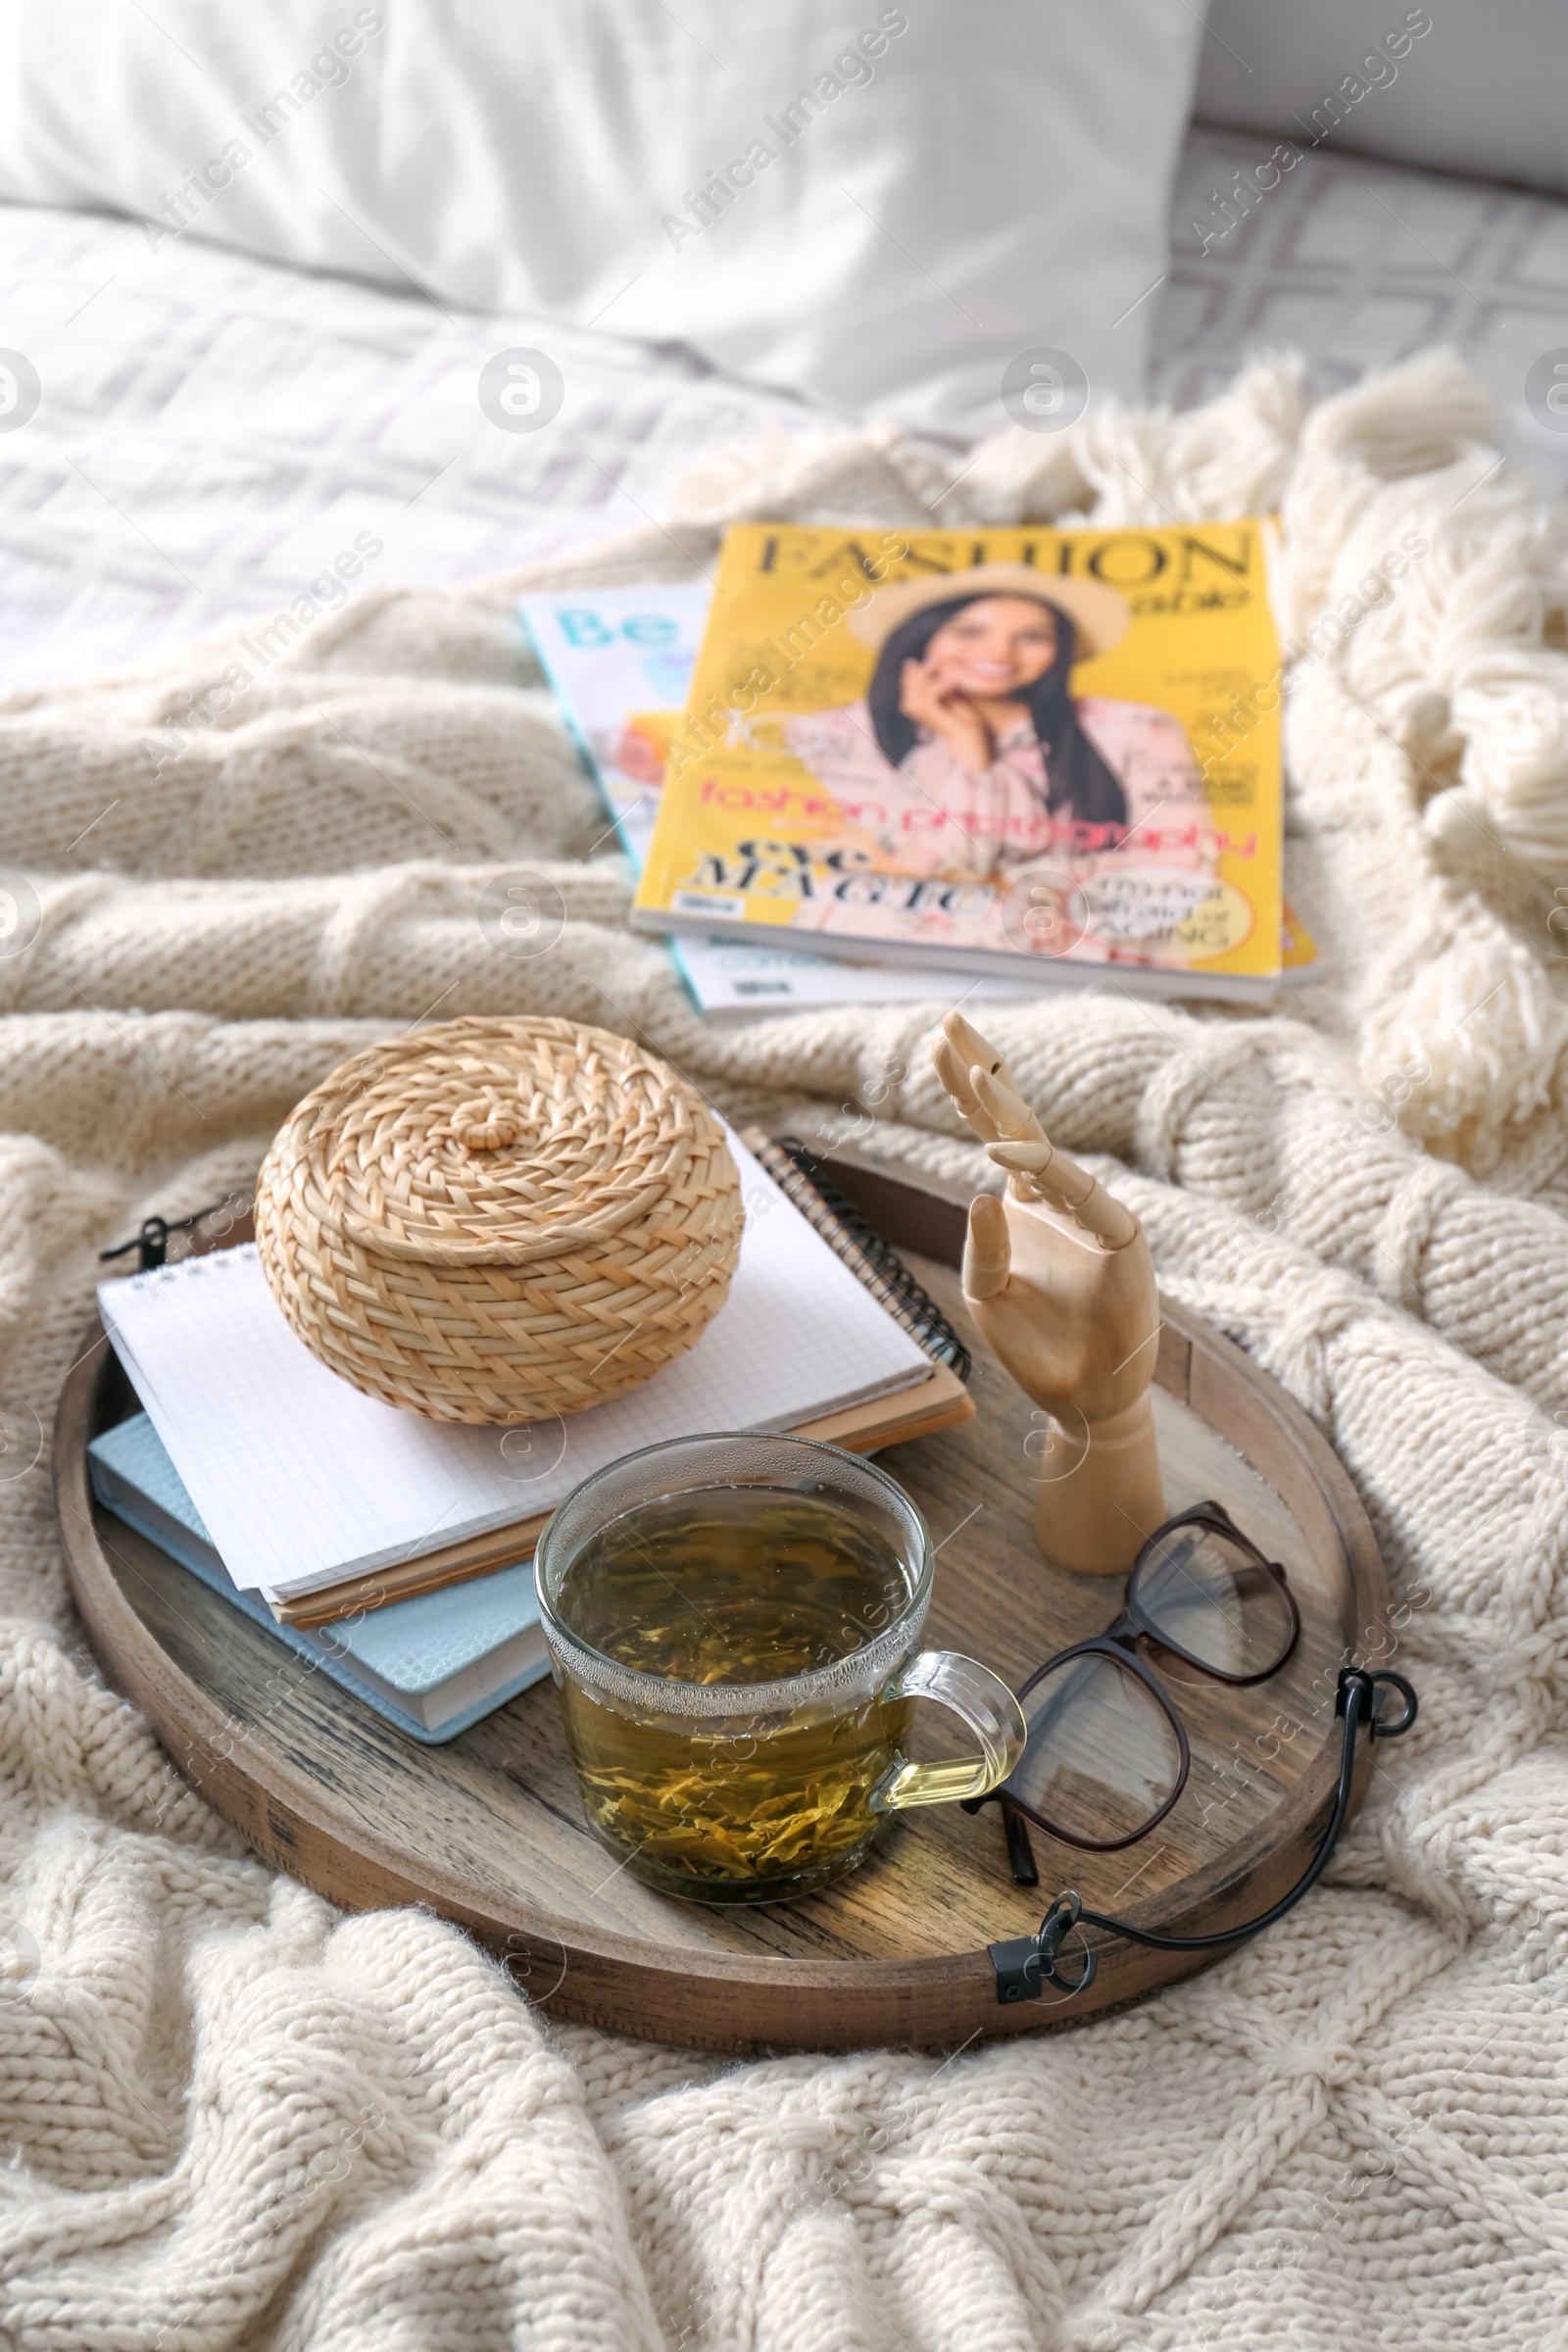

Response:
(1034, 1396), (1165, 1577)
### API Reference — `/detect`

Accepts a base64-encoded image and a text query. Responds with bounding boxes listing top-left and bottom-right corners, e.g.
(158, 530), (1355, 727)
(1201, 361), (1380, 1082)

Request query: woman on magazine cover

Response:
(783, 564), (1219, 962)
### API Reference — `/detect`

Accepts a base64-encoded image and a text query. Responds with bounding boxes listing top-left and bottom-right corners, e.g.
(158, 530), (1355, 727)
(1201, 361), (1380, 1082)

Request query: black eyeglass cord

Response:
(990, 1665), (1418, 2004)
(99, 1194), (249, 1273)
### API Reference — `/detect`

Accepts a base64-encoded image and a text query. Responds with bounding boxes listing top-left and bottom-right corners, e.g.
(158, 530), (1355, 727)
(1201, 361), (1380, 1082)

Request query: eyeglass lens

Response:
(1010, 1651), (1183, 1843)
(1132, 1519), (1296, 1679)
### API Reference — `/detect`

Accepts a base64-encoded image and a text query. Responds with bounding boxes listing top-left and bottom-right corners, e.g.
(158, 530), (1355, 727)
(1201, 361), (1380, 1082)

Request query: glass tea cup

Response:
(533, 1432), (1027, 1905)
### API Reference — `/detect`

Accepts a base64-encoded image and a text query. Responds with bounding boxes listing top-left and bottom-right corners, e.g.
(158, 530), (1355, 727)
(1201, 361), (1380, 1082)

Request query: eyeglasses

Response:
(964, 1501), (1301, 1885)
(988, 1664), (1417, 2006)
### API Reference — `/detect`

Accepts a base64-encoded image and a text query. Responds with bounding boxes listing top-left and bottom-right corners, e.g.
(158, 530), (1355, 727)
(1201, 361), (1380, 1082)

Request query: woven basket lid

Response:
(255, 1016), (743, 1424)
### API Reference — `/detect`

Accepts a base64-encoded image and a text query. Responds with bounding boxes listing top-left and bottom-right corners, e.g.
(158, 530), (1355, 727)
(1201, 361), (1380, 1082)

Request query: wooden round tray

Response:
(55, 1153), (1386, 2054)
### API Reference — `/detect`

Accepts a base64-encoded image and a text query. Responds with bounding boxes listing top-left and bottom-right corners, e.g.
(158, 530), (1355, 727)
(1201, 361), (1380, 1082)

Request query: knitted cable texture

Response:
(3, 351), (1568, 2348)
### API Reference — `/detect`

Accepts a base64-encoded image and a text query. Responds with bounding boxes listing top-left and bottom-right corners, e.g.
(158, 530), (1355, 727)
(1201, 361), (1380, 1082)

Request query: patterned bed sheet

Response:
(0, 209), (811, 693)
(2, 125), (1565, 692)
(1160, 127), (1568, 495)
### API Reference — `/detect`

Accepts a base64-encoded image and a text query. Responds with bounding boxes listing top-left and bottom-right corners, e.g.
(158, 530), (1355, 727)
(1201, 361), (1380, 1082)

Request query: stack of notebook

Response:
(88, 1412), (551, 1742)
(90, 1129), (970, 1742)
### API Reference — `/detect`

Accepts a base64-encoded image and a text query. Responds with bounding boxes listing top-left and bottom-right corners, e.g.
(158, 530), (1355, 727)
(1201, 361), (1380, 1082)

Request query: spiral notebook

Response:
(97, 1129), (971, 1627)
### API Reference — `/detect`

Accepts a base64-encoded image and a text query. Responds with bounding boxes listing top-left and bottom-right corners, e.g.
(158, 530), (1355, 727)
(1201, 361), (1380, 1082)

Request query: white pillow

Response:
(0, 0), (1203, 429)
(1195, 0), (1568, 199)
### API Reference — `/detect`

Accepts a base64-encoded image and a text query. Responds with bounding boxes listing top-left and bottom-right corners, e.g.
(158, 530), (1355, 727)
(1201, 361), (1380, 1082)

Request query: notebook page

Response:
(97, 1134), (932, 1598)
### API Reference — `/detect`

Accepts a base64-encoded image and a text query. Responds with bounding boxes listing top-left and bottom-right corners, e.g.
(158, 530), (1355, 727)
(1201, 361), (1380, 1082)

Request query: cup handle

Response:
(868, 1650), (1027, 1812)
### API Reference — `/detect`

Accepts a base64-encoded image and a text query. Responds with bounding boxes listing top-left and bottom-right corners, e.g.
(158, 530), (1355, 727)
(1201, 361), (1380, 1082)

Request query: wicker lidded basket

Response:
(254, 1016), (743, 1424)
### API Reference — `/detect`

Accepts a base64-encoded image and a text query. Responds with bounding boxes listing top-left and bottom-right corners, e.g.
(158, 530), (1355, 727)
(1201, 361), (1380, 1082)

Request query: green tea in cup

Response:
(534, 1434), (1025, 1905)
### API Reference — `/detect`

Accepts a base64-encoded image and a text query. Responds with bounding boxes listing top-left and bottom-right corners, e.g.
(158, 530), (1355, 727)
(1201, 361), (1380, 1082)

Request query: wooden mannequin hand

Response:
(931, 1012), (1165, 1571)
(930, 1011), (1159, 1430)
(899, 658), (993, 773)
(962, 1192), (1161, 1427)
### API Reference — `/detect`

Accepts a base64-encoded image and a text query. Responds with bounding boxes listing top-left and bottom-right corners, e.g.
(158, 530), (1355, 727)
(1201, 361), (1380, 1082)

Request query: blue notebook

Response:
(87, 1414), (550, 1744)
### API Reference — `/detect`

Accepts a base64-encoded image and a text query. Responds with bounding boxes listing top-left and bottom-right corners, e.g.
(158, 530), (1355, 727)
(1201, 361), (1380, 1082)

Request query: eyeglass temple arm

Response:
(959, 1790), (1042, 1887)
(990, 1667), (1417, 2003)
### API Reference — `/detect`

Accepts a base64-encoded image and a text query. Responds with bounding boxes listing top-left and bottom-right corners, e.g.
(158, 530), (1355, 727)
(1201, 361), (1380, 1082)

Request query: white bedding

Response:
(1161, 128), (1568, 500)
(2, 128), (1567, 696)
(0, 203), (816, 691)
(0, 0), (1205, 430)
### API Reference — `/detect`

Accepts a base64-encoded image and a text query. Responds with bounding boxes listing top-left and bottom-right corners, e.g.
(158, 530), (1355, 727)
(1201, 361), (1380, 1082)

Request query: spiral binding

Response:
(752, 1136), (971, 1383)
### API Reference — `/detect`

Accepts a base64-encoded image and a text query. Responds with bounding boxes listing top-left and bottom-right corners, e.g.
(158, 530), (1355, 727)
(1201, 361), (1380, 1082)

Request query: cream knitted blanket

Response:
(4, 351), (1568, 2352)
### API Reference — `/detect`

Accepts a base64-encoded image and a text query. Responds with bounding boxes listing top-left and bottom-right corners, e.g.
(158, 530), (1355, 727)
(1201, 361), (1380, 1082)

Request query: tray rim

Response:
(54, 1170), (1388, 2051)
